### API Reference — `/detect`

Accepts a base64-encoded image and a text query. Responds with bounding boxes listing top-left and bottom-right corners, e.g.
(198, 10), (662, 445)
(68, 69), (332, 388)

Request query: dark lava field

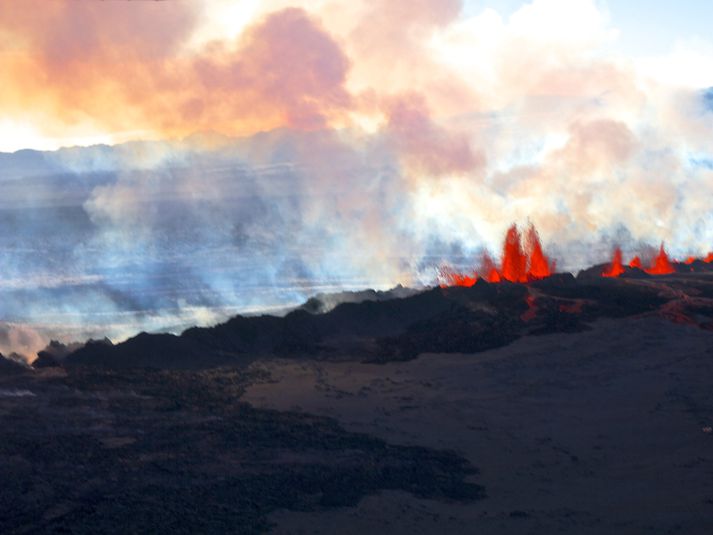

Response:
(2, 267), (713, 533)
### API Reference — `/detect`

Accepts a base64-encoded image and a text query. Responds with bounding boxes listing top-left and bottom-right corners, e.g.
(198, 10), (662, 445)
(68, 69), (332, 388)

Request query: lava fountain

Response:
(439, 223), (554, 287)
(441, 224), (713, 288)
(602, 243), (713, 278)
(602, 247), (625, 278)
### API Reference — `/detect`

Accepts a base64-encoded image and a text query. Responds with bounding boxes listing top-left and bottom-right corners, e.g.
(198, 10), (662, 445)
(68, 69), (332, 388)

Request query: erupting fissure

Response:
(603, 243), (713, 278)
(647, 244), (675, 275)
(440, 224), (713, 288)
(439, 224), (555, 287)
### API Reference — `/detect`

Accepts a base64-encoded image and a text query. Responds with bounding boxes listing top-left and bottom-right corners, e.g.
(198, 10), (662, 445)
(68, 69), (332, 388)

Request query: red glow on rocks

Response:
(521, 294), (538, 322)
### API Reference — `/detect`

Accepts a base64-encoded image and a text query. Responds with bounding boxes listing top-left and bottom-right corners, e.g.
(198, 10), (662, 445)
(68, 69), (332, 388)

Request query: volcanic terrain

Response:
(2, 263), (713, 533)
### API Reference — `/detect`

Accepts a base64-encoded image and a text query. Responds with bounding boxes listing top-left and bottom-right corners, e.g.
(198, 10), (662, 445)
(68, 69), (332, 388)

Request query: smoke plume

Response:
(1, 0), (712, 355)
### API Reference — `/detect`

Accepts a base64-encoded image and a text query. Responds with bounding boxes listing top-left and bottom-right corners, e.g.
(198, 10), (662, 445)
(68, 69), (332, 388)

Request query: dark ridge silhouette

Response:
(0, 353), (28, 375)
(60, 268), (713, 370)
(299, 284), (420, 314)
(33, 339), (89, 368)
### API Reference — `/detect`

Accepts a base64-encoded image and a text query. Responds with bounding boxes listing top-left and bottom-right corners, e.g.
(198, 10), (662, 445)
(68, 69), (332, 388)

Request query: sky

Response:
(465, 1), (713, 55)
(1, 0), (712, 151)
(1, 0), (713, 357)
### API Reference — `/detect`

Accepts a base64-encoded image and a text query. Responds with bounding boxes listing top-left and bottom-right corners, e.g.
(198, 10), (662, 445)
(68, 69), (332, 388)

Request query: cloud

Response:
(2, 0), (713, 354)
(189, 7), (351, 131)
(0, 3), (351, 140)
(0, 323), (46, 362)
(384, 94), (484, 177)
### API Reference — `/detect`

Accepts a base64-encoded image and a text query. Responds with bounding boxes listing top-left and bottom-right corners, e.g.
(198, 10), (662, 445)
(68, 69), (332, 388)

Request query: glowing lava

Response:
(604, 243), (687, 278)
(439, 223), (554, 287)
(438, 266), (478, 288)
(646, 243), (675, 275)
(602, 248), (625, 278)
(481, 253), (502, 283)
(439, 225), (711, 288)
(501, 225), (528, 283)
(629, 256), (642, 269)
(526, 225), (554, 279)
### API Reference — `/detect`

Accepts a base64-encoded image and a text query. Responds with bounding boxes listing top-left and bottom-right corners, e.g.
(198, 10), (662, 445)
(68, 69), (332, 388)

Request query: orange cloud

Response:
(187, 7), (351, 132)
(385, 94), (483, 177)
(0, 2), (351, 140)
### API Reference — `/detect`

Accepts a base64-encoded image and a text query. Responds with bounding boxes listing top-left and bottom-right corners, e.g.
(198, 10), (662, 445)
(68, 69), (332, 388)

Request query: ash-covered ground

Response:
(2, 269), (713, 534)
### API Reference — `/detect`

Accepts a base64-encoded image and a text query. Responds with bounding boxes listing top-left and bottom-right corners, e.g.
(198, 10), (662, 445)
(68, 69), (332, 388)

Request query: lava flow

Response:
(439, 223), (554, 287)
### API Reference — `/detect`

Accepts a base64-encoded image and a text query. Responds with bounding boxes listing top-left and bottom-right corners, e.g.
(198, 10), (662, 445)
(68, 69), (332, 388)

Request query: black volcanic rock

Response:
(681, 259), (713, 273)
(376, 307), (522, 361)
(299, 284), (420, 314)
(61, 270), (713, 369)
(65, 333), (235, 370)
(372, 281), (530, 361)
(31, 352), (60, 369)
(576, 263), (653, 279)
(0, 367), (482, 534)
(0, 353), (28, 375)
(35, 340), (80, 368)
(34, 339), (86, 368)
(576, 263), (610, 280)
(537, 277), (668, 319)
(530, 272), (577, 288)
(62, 285), (501, 368)
(620, 267), (651, 279)
(183, 286), (461, 357)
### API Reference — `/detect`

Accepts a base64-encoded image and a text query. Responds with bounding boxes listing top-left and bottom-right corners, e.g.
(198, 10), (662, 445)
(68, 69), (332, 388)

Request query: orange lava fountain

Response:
(501, 225), (528, 283)
(526, 225), (554, 279)
(603, 243), (692, 278)
(602, 248), (625, 278)
(439, 225), (711, 288)
(481, 253), (502, 283)
(645, 244), (675, 275)
(439, 223), (554, 287)
(438, 266), (478, 288)
(629, 256), (642, 269)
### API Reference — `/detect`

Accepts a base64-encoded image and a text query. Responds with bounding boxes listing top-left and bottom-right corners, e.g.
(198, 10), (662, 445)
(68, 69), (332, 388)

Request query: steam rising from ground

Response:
(1, 0), (712, 357)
